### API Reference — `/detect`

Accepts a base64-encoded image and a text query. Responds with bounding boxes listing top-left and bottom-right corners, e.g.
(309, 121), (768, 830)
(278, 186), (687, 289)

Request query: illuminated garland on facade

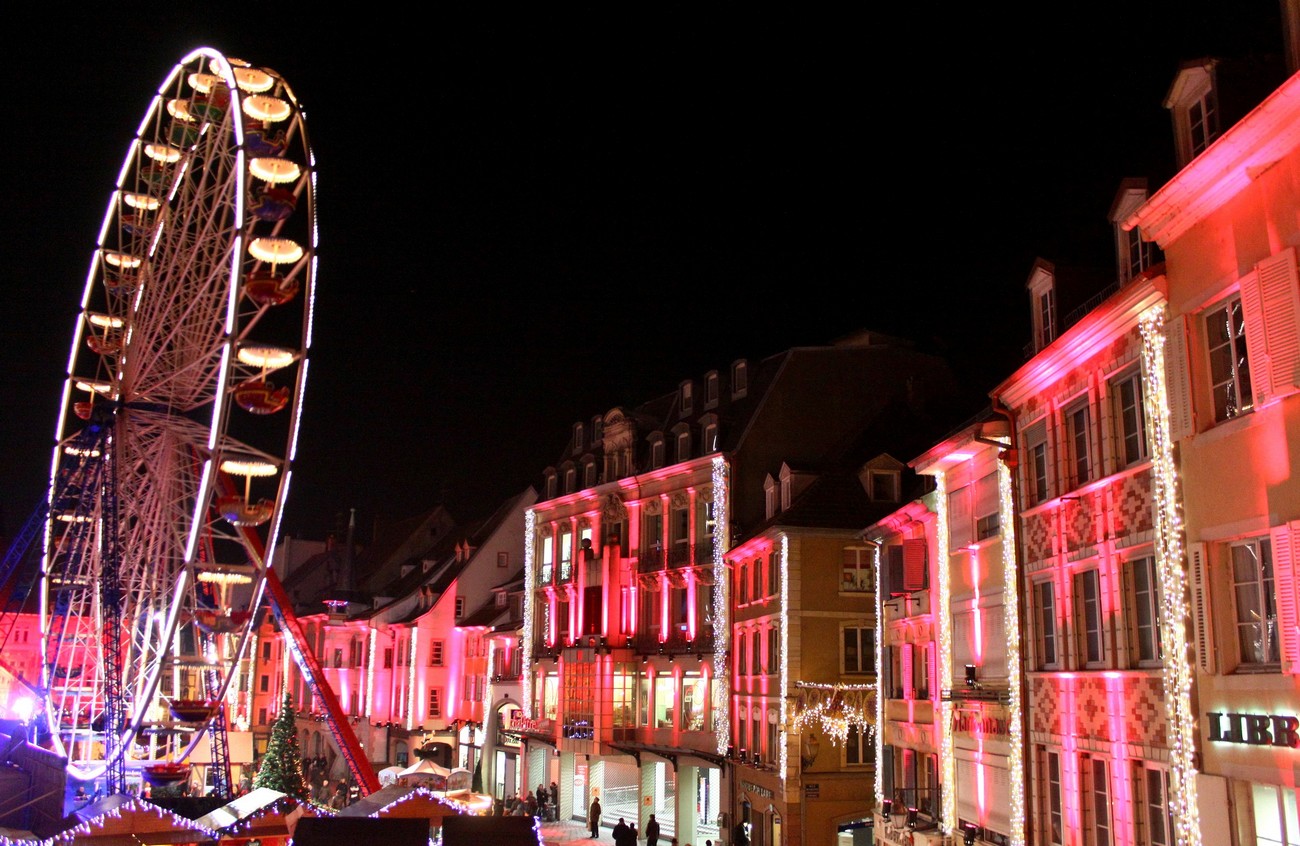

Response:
(712, 457), (730, 755)
(789, 681), (875, 745)
(873, 541), (884, 807)
(522, 508), (536, 718)
(935, 471), (955, 836)
(779, 532), (789, 781)
(1140, 305), (1202, 846)
(998, 442), (1027, 846)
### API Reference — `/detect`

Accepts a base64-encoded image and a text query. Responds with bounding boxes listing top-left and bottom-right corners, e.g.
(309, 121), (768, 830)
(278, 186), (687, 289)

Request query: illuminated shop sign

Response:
(953, 706), (1011, 739)
(1207, 711), (1300, 747)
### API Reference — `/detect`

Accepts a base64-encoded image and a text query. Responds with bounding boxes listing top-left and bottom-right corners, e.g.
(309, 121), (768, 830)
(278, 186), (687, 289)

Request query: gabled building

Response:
(519, 329), (961, 846)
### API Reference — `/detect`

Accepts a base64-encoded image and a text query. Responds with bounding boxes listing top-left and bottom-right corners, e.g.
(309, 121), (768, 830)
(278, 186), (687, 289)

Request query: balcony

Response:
(632, 625), (716, 655)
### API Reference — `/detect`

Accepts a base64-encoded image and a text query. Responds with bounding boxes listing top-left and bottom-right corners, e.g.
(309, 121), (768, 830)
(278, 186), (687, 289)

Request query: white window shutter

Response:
(926, 641), (937, 698)
(1187, 542), (1215, 675)
(949, 485), (973, 549)
(1252, 248), (1300, 400)
(1270, 522), (1300, 675)
(1164, 313), (1195, 441)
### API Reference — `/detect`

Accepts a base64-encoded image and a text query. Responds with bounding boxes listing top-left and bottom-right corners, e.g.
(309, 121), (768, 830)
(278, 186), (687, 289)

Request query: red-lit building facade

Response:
(519, 332), (959, 845)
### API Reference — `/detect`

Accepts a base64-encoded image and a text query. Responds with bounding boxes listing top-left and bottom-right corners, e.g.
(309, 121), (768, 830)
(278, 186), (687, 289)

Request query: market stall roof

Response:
(50, 795), (218, 844)
(193, 787), (307, 834)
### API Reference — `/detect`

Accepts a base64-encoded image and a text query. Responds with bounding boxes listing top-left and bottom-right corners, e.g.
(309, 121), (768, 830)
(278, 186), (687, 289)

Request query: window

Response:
(703, 422), (718, 453)
(846, 724), (873, 766)
(1042, 748), (1064, 846)
(975, 472), (1000, 540)
(260, 674), (269, 692)
(737, 561), (749, 605)
(701, 499), (717, 543)
(705, 371), (719, 407)
(1065, 400), (1093, 488)
(559, 529), (574, 582)
(544, 471), (557, 500)
(1232, 537), (1279, 666)
(1085, 756), (1112, 846)
(767, 550), (779, 596)
(731, 360), (748, 398)
(1206, 294), (1254, 423)
(539, 535), (554, 584)
(1128, 555), (1162, 666)
(767, 627), (781, 673)
(1075, 569), (1104, 667)
(680, 381), (693, 417)
(430, 640), (445, 666)
(1188, 88), (1218, 158)
(736, 633), (748, 677)
(1024, 421), (1050, 505)
(495, 591), (507, 608)
(258, 707), (267, 725)
(751, 630), (762, 675)
(1114, 371), (1148, 466)
(1035, 580), (1059, 669)
(654, 674), (674, 728)
(591, 415), (603, 445)
(680, 672), (707, 731)
(455, 596), (465, 619)
(844, 626), (874, 674)
(564, 466), (576, 493)
(262, 641), (272, 661)
(498, 551), (509, 568)
(572, 422), (584, 453)
(764, 475), (777, 519)
(584, 460), (597, 488)
(1252, 783), (1300, 846)
(868, 470), (900, 502)
(650, 438), (665, 469)
(428, 688), (443, 718)
(676, 430), (691, 462)
(1138, 766), (1173, 846)
(384, 648), (394, 669)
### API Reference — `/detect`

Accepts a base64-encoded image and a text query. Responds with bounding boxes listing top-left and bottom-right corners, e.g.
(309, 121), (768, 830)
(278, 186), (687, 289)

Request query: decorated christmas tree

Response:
(252, 693), (309, 800)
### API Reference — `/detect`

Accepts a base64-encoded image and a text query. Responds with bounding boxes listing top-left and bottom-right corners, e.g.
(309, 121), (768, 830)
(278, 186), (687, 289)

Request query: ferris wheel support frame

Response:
(222, 473), (379, 795)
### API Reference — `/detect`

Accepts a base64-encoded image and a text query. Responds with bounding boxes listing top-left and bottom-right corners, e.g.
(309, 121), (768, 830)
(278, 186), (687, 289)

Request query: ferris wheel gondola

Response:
(40, 48), (317, 791)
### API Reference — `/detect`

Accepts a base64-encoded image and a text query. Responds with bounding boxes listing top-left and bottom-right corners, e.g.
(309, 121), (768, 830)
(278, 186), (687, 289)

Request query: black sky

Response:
(0, 5), (1287, 544)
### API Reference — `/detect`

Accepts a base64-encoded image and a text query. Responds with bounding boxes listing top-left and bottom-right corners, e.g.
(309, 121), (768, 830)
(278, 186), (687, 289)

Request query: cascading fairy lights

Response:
(789, 681), (875, 745)
(998, 440), (1027, 846)
(712, 456), (730, 755)
(779, 532), (789, 781)
(1140, 304), (1202, 846)
(522, 508), (536, 718)
(874, 541), (884, 807)
(935, 471), (956, 836)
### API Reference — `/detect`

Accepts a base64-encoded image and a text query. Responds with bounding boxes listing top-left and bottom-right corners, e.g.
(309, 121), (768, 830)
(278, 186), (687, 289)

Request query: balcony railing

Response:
(633, 626), (716, 655)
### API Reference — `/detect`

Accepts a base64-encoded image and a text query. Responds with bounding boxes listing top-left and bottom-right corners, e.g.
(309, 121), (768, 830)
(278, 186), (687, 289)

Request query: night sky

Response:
(0, 5), (1287, 545)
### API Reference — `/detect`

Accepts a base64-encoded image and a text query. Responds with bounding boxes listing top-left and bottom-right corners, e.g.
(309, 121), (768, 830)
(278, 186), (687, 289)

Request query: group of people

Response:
(597, 807), (712, 846)
(501, 780), (559, 819)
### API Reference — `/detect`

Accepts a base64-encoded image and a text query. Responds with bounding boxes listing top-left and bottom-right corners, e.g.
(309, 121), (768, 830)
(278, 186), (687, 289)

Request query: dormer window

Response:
(1165, 61), (1220, 169)
(650, 436), (665, 470)
(764, 474), (777, 519)
(731, 360), (748, 399)
(1027, 260), (1057, 353)
(564, 466), (576, 494)
(584, 460), (597, 488)
(1111, 179), (1163, 284)
(779, 466), (792, 510)
(572, 422), (585, 454)
(702, 421), (719, 453)
(544, 471), (557, 500)
(679, 381), (694, 417)
(676, 429), (691, 463)
(705, 371), (719, 408)
(591, 415), (603, 446)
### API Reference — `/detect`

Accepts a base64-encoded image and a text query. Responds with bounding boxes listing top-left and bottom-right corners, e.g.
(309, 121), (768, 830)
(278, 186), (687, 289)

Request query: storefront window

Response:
(680, 672), (707, 731)
(1253, 783), (1300, 846)
(654, 674), (674, 728)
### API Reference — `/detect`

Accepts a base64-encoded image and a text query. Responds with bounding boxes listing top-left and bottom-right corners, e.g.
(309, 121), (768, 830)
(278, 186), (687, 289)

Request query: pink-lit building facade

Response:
(1126, 60), (1300, 846)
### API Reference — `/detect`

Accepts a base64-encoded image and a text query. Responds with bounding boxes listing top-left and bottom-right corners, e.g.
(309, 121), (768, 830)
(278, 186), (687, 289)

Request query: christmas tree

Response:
(252, 693), (309, 800)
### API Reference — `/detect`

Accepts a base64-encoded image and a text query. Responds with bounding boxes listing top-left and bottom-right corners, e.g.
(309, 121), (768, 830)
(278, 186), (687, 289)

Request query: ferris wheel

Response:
(40, 48), (316, 791)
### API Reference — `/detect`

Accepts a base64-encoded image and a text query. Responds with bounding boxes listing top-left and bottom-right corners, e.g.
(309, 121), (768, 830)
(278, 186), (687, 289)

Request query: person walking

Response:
(645, 813), (661, 846)
(613, 817), (636, 846)
(589, 795), (602, 838)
